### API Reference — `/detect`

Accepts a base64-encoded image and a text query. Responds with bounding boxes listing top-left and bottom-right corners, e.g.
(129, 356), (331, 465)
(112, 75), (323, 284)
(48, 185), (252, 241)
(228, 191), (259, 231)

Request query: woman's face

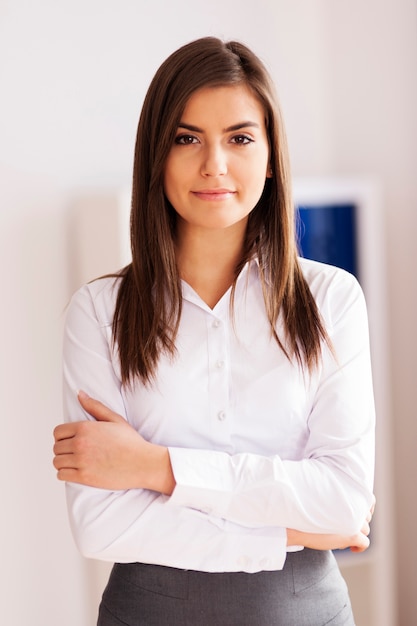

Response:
(164, 84), (271, 236)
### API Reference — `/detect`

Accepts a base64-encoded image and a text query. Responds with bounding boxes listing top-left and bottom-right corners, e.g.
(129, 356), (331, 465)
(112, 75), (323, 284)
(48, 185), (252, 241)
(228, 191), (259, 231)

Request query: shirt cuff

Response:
(167, 446), (293, 571)
(168, 446), (232, 517)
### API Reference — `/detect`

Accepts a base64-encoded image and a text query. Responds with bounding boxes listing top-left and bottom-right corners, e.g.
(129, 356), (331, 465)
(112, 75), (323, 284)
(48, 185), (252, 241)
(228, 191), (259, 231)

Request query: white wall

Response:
(1, 1), (415, 624)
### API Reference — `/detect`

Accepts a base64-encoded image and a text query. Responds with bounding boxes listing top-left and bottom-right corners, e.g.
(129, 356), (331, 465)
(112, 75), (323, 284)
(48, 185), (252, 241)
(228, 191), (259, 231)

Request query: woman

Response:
(53, 37), (375, 625)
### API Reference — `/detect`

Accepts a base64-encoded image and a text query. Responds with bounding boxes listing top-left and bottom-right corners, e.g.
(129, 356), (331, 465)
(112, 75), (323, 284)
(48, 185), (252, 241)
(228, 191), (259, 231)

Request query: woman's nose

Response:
(200, 145), (227, 177)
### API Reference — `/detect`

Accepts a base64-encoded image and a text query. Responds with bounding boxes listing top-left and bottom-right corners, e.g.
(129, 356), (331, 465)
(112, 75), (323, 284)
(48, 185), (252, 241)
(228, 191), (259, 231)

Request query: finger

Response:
(55, 465), (100, 487)
(78, 390), (126, 424)
(53, 423), (77, 442)
(56, 467), (80, 483)
(53, 453), (77, 471)
(366, 496), (376, 522)
(350, 533), (370, 553)
(53, 439), (74, 456)
(370, 496), (376, 515)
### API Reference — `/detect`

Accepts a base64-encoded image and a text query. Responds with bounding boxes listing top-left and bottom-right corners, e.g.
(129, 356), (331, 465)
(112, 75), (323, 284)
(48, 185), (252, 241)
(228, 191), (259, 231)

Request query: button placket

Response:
(207, 315), (231, 434)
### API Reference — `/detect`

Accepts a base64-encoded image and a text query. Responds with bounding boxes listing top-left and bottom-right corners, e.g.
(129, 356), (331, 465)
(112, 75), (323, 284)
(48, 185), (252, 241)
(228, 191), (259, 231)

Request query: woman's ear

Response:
(266, 165), (273, 178)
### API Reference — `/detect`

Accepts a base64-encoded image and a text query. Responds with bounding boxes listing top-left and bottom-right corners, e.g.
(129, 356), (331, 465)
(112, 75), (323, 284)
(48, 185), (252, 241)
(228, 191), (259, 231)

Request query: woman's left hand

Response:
(53, 391), (175, 494)
(287, 499), (375, 553)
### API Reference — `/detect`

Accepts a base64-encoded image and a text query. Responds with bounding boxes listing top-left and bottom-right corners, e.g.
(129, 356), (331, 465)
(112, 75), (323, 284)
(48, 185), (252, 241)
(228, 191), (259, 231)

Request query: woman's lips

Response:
(191, 189), (236, 201)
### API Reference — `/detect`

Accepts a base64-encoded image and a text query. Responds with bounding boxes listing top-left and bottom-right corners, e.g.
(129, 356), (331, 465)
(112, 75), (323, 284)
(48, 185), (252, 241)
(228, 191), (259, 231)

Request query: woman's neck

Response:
(175, 223), (246, 309)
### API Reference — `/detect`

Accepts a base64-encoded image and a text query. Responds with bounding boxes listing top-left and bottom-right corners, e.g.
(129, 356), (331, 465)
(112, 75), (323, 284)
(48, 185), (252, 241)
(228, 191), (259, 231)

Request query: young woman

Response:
(53, 37), (375, 625)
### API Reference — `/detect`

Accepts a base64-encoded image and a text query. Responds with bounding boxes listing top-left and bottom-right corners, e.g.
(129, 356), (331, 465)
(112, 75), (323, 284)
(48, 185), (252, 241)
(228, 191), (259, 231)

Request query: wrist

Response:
(286, 528), (301, 546)
(143, 443), (176, 495)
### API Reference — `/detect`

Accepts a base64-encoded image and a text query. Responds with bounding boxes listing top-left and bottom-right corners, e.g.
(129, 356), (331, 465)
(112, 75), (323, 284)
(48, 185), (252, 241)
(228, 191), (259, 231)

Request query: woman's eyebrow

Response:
(177, 123), (203, 132)
(224, 121), (260, 132)
(177, 121), (260, 133)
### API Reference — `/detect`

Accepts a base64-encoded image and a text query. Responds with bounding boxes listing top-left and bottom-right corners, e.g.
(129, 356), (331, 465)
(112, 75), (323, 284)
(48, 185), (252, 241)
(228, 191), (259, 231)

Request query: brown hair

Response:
(113, 37), (329, 385)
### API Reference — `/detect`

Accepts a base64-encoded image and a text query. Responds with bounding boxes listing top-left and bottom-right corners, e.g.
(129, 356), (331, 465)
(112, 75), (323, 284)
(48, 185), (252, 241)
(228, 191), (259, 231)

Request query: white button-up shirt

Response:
(63, 258), (375, 573)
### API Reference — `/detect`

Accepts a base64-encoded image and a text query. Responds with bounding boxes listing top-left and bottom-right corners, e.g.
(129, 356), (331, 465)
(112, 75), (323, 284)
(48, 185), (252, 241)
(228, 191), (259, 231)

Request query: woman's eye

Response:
(174, 134), (198, 145)
(230, 134), (254, 145)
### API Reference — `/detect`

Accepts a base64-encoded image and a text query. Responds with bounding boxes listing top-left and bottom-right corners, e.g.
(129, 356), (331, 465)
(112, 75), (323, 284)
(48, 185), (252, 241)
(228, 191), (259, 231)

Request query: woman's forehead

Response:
(179, 84), (266, 128)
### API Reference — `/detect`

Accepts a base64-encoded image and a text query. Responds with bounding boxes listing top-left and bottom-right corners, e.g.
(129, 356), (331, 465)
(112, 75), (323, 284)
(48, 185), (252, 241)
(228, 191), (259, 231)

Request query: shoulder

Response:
(298, 257), (358, 294)
(67, 275), (122, 328)
(298, 257), (366, 329)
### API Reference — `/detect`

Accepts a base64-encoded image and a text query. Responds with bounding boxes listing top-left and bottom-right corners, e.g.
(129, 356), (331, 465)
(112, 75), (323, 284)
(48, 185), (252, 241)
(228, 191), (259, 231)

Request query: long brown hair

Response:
(113, 37), (329, 385)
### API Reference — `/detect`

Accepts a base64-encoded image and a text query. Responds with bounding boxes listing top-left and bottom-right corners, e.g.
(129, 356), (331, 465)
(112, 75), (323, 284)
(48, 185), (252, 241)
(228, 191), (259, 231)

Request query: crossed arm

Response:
(53, 391), (374, 553)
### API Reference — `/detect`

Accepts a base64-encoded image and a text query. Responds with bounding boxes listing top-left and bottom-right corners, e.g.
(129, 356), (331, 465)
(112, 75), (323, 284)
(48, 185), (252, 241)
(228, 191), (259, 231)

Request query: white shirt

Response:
(63, 258), (375, 573)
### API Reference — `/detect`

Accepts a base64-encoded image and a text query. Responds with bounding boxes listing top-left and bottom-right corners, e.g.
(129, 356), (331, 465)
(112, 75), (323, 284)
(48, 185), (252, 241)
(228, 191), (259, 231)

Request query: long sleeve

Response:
(63, 278), (287, 573)
(168, 262), (375, 535)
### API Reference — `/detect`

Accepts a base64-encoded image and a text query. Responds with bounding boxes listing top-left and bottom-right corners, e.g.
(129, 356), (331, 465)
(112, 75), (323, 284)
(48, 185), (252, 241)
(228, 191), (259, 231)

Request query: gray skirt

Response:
(97, 549), (354, 626)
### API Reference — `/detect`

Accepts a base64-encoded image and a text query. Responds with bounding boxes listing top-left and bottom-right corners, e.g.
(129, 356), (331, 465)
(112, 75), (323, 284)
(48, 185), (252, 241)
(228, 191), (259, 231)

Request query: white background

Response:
(1, 1), (416, 624)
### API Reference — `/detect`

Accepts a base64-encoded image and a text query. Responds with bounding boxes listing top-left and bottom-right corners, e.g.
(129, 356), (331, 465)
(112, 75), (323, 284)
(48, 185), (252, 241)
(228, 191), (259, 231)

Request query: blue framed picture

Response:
(296, 203), (358, 279)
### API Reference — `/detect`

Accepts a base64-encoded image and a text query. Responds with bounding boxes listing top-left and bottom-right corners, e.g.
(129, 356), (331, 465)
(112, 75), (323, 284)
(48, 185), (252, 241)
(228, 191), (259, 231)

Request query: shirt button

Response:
(212, 319), (221, 328)
(237, 555), (252, 569)
(216, 360), (225, 369)
(217, 410), (226, 421)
